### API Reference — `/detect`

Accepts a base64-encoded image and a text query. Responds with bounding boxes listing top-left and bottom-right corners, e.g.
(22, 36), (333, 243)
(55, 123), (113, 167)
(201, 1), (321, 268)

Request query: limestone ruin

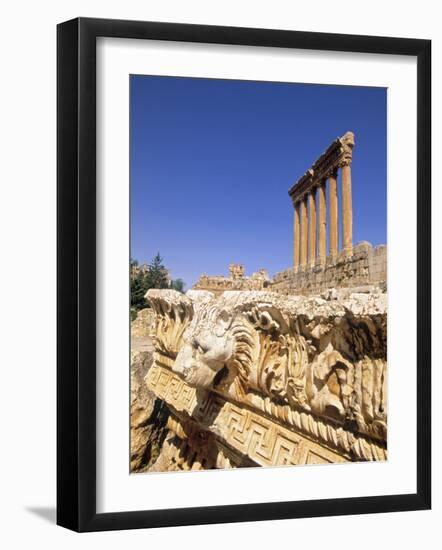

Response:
(192, 132), (386, 296)
(291, 131), (356, 267)
(143, 288), (387, 470)
(272, 131), (387, 295)
(131, 131), (388, 472)
(194, 264), (270, 295)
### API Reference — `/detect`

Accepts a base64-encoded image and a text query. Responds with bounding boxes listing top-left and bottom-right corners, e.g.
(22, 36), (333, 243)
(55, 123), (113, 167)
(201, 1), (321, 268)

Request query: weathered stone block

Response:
(144, 288), (387, 471)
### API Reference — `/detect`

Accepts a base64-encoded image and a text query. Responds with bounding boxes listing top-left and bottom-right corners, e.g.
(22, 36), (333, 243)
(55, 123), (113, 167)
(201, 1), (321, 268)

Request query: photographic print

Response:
(129, 75), (387, 474)
(57, 18), (430, 530)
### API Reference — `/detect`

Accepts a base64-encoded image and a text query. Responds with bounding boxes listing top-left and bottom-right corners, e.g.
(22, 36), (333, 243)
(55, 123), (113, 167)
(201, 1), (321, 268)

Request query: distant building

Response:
(193, 264), (270, 295)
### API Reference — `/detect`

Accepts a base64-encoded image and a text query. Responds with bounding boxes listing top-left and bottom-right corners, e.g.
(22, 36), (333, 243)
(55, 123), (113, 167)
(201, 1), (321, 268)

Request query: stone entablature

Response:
(288, 131), (354, 202)
(271, 241), (387, 296)
(194, 265), (270, 295)
(144, 289), (387, 471)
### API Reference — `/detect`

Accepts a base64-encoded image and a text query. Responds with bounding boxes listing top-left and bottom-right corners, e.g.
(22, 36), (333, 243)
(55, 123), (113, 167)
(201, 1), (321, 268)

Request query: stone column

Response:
(308, 189), (316, 267)
(341, 164), (353, 257)
(317, 181), (327, 265)
(300, 196), (308, 269)
(293, 202), (300, 271)
(329, 169), (338, 260)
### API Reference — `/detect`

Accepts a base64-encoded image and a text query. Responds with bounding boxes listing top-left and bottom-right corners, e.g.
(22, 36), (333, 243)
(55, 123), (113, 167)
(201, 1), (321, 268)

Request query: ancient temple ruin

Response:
(271, 132), (386, 294)
(290, 131), (355, 267)
(131, 131), (388, 473)
(143, 289), (387, 470)
(192, 132), (386, 296)
(194, 263), (270, 295)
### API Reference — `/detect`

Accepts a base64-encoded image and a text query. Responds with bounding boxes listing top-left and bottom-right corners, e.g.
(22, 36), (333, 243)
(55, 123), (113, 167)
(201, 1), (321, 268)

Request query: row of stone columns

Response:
(293, 165), (353, 270)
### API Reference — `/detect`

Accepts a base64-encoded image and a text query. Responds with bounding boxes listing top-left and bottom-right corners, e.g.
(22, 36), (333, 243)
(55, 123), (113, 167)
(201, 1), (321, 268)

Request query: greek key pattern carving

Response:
(148, 363), (386, 463)
(211, 401), (344, 466)
(147, 365), (348, 466)
(146, 364), (202, 415)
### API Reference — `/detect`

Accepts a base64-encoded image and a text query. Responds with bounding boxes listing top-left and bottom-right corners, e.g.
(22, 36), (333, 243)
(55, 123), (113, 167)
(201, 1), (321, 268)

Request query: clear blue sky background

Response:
(130, 75), (386, 289)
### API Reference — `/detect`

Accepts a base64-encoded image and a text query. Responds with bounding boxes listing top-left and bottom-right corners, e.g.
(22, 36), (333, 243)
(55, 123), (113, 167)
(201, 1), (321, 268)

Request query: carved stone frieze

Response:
(145, 288), (387, 470)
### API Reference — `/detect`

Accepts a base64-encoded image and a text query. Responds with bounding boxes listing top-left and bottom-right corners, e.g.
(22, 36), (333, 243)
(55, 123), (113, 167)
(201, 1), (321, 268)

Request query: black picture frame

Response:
(57, 17), (431, 532)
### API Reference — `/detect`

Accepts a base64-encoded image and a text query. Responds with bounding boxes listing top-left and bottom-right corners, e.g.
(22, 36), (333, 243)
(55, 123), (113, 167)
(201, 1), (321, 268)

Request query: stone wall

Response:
(367, 242), (387, 286)
(193, 266), (270, 295)
(271, 241), (386, 296)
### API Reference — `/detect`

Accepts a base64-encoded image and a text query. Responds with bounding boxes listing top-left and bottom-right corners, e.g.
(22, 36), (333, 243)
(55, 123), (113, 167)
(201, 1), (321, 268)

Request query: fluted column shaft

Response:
(317, 181), (327, 265)
(329, 170), (338, 259)
(293, 202), (300, 270)
(300, 197), (308, 269)
(308, 190), (317, 267)
(341, 164), (353, 257)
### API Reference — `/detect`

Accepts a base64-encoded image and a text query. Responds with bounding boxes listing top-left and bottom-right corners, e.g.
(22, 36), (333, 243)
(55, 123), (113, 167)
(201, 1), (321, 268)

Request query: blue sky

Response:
(130, 75), (386, 289)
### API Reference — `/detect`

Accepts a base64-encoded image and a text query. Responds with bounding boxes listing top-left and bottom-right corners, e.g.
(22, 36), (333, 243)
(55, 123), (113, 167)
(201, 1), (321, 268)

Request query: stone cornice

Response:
(289, 131), (355, 204)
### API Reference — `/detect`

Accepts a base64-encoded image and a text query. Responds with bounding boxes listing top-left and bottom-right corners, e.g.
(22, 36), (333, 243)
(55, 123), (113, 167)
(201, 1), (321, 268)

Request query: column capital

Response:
(291, 196), (300, 208)
(338, 131), (355, 167)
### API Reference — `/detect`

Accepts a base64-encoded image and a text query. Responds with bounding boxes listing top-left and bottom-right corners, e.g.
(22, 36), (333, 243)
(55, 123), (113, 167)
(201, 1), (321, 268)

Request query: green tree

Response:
(145, 253), (169, 290)
(130, 273), (147, 311)
(130, 253), (186, 319)
(170, 278), (185, 293)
